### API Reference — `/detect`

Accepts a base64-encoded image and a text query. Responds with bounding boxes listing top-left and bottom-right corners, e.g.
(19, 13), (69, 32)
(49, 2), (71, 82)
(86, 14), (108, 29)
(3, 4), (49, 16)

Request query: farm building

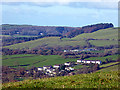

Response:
(43, 66), (52, 70)
(77, 60), (102, 64)
(53, 65), (60, 68)
(65, 67), (74, 71)
(64, 62), (71, 66)
(38, 67), (43, 71)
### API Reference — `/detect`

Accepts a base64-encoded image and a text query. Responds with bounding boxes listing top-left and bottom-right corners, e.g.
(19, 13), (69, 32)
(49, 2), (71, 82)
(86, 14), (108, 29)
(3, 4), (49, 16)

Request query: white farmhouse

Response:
(43, 66), (52, 70)
(77, 60), (82, 63)
(64, 62), (71, 66)
(64, 50), (67, 52)
(77, 60), (102, 64)
(53, 65), (60, 68)
(70, 49), (79, 52)
(91, 61), (96, 63)
(65, 67), (74, 71)
(38, 67), (43, 71)
(96, 61), (102, 64)
(86, 60), (91, 64)
(69, 67), (74, 71)
(46, 69), (53, 73)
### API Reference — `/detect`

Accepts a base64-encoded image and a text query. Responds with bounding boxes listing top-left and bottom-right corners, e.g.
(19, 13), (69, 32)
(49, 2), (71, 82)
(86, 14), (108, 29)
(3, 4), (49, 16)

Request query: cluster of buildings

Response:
(77, 60), (102, 65)
(37, 62), (74, 76)
(37, 59), (101, 76)
(64, 48), (97, 52)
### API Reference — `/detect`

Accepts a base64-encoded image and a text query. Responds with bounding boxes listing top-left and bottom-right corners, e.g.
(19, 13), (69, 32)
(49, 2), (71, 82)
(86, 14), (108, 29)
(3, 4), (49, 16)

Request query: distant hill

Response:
(4, 27), (118, 49)
(2, 23), (114, 38)
(66, 23), (114, 38)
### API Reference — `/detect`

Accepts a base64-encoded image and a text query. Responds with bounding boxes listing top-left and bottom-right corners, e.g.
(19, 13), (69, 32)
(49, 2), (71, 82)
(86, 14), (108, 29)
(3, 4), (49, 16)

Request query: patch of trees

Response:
(66, 23), (114, 38)
(61, 48), (118, 60)
(2, 44), (118, 56)
(2, 24), (75, 36)
(2, 23), (113, 38)
(75, 63), (100, 74)
(2, 66), (47, 83)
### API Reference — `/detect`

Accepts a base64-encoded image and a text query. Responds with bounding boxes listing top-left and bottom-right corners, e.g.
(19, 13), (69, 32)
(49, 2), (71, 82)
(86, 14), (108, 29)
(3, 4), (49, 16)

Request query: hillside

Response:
(4, 37), (87, 49)
(72, 28), (118, 40)
(2, 23), (113, 37)
(2, 70), (119, 88)
(4, 27), (118, 49)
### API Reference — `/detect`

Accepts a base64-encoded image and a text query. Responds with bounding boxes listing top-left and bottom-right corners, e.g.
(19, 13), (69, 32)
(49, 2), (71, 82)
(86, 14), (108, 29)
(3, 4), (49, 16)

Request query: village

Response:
(2, 59), (102, 83)
(36, 59), (102, 77)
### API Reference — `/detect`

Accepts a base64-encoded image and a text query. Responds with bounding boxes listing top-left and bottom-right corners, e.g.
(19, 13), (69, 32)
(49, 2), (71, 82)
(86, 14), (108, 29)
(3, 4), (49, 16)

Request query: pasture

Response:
(72, 28), (118, 40)
(89, 40), (118, 46)
(2, 54), (77, 68)
(4, 37), (87, 49)
(85, 55), (118, 62)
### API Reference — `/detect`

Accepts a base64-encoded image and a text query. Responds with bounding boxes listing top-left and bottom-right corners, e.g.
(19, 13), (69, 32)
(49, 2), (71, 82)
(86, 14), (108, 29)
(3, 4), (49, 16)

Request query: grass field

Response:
(0, 35), (10, 37)
(89, 40), (118, 46)
(72, 28), (118, 40)
(3, 54), (118, 68)
(100, 62), (119, 68)
(12, 35), (38, 37)
(2, 71), (119, 88)
(73, 64), (83, 69)
(85, 55), (118, 62)
(2, 54), (77, 68)
(0, 35), (37, 37)
(4, 37), (87, 49)
(99, 64), (118, 72)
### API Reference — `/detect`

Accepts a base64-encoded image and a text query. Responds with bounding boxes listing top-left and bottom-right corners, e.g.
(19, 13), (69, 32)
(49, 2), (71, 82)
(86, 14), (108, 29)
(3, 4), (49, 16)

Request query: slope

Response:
(72, 28), (118, 40)
(2, 71), (119, 88)
(4, 28), (118, 49)
(4, 37), (87, 49)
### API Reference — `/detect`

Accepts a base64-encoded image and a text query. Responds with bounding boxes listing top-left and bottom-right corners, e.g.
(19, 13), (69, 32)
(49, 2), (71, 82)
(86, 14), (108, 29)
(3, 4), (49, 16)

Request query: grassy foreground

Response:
(2, 71), (119, 89)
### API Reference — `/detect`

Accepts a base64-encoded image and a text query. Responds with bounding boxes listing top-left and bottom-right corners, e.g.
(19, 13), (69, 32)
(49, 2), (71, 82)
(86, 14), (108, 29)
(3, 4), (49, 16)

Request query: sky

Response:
(1, 0), (119, 27)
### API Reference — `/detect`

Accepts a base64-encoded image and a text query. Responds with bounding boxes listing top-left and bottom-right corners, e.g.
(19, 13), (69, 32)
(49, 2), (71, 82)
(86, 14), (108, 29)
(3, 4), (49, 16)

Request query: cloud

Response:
(69, 2), (118, 9)
(1, 0), (119, 9)
(1, 0), (100, 3)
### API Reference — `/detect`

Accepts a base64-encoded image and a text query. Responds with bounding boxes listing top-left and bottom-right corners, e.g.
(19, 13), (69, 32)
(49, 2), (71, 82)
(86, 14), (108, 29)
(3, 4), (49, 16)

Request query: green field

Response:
(4, 37), (87, 49)
(89, 40), (118, 46)
(3, 54), (118, 68)
(73, 64), (83, 69)
(12, 35), (38, 37)
(0, 35), (37, 37)
(99, 65), (118, 72)
(85, 55), (118, 62)
(2, 71), (119, 88)
(100, 62), (119, 68)
(0, 35), (10, 37)
(2, 54), (77, 67)
(72, 28), (118, 40)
